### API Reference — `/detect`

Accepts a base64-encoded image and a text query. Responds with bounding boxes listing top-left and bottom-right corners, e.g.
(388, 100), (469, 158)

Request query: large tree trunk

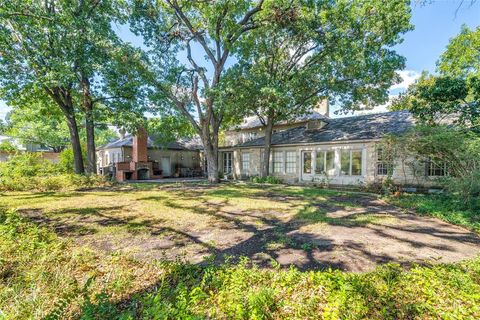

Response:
(65, 111), (85, 174)
(46, 87), (85, 174)
(81, 77), (97, 174)
(201, 127), (220, 183)
(261, 115), (274, 178)
(84, 108), (96, 174)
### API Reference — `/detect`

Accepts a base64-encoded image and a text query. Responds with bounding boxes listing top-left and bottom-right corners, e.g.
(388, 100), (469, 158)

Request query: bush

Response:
(380, 125), (480, 204)
(0, 153), (110, 192)
(0, 152), (56, 178)
(250, 175), (282, 184)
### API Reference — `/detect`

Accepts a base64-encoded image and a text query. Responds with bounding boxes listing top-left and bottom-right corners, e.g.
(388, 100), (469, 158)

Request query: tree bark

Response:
(202, 126), (220, 183)
(261, 114), (274, 177)
(46, 87), (85, 174)
(81, 77), (97, 174)
(65, 111), (85, 174)
(84, 107), (96, 174)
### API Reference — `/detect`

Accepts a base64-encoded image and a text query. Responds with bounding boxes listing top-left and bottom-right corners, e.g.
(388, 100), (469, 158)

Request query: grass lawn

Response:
(1, 182), (480, 319)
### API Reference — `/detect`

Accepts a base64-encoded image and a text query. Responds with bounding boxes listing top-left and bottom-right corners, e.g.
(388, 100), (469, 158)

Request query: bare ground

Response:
(12, 184), (480, 272)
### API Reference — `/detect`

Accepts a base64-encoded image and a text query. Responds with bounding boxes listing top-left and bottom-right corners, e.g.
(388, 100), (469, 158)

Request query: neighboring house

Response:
(219, 110), (446, 188)
(97, 130), (203, 180)
(0, 135), (60, 163)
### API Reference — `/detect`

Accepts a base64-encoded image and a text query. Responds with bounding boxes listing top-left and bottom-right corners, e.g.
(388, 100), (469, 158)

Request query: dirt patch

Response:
(13, 187), (480, 272)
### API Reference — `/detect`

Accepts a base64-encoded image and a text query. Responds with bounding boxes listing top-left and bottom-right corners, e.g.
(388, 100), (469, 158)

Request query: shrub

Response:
(0, 153), (110, 192)
(250, 175), (282, 184)
(0, 152), (56, 178)
(380, 125), (480, 205)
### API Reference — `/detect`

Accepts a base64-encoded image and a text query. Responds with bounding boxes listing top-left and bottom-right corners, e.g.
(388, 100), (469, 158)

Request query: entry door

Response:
(301, 151), (313, 181)
(161, 156), (171, 176)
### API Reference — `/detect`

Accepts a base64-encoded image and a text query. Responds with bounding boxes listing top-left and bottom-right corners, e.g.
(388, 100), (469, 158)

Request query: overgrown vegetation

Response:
(380, 125), (480, 207)
(250, 175), (282, 184)
(0, 153), (110, 191)
(386, 193), (480, 233)
(1, 206), (479, 319)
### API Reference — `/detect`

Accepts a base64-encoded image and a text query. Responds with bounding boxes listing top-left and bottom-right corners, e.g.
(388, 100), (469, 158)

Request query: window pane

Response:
(273, 151), (283, 173)
(286, 151), (296, 173)
(326, 151), (335, 171)
(351, 151), (362, 176)
(242, 153), (250, 170)
(340, 151), (350, 175)
(315, 151), (325, 174)
(303, 152), (312, 174)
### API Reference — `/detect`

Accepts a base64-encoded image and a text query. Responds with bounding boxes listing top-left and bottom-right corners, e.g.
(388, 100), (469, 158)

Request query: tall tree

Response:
(130, 0), (267, 183)
(438, 25), (480, 78)
(391, 25), (480, 127)
(225, 0), (412, 176)
(0, 1), (145, 174)
(5, 101), (70, 152)
(0, 1), (88, 173)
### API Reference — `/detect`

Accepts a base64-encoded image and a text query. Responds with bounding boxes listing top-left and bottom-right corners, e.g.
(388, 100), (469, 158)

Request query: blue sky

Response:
(1, 1), (479, 120)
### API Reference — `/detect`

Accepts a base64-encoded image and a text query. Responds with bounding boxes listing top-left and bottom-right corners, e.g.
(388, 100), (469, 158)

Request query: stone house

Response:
(219, 110), (446, 188)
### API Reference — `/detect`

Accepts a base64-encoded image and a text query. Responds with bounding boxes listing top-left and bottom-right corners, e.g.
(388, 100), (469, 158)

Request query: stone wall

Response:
(224, 140), (441, 187)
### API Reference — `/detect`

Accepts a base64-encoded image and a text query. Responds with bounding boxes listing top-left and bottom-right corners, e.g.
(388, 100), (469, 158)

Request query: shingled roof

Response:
(98, 135), (203, 151)
(234, 111), (329, 130)
(236, 110), (415, 147)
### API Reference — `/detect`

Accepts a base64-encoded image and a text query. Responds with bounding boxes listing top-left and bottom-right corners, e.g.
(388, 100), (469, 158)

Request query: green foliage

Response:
(80, 256), (480, 319)
(250, 176), (282, 184)
(391, 73), (480, 126)
(147, 116), (195, 147)
(0, 140), (16, 152)
(58, 148), (87, 174)
(0, 152), (56, 177)
(380, 125), (480, 205)
(0, 152), (109, 191)
(229, 0), (412, 119)
(438, 25), (480, 78)
(387, 193), (480, 233)
(5, 101), (70, 152)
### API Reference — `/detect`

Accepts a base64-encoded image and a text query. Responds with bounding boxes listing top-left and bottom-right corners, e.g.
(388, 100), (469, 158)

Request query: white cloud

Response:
(390, 70), (421, 91)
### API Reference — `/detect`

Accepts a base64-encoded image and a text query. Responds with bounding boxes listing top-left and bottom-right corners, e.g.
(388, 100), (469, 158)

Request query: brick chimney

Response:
(132, 127), (148, 163)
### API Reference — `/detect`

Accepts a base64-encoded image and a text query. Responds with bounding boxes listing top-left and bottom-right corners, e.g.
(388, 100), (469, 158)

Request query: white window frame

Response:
(315, 150), (335, 175)
(241, 152), (250, 171)
(376, 147), (393, 176)
(340, 149), (363, 176)
(427, 159), (448, 177)
(285, 151), (297, 174)
(273, 151), (284, 174)
(223, 152), (233, 174)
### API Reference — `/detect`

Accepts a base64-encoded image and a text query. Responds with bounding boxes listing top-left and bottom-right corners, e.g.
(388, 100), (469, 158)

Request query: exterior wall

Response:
(147, 149), (201, 177)
(97, 147), (124, 168)
(227, 140), (442, 187)
(97, 147), (201, 178)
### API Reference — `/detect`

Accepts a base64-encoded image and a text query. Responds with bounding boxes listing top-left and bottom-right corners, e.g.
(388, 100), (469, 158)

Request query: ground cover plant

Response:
(1, 182), (480, 318)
